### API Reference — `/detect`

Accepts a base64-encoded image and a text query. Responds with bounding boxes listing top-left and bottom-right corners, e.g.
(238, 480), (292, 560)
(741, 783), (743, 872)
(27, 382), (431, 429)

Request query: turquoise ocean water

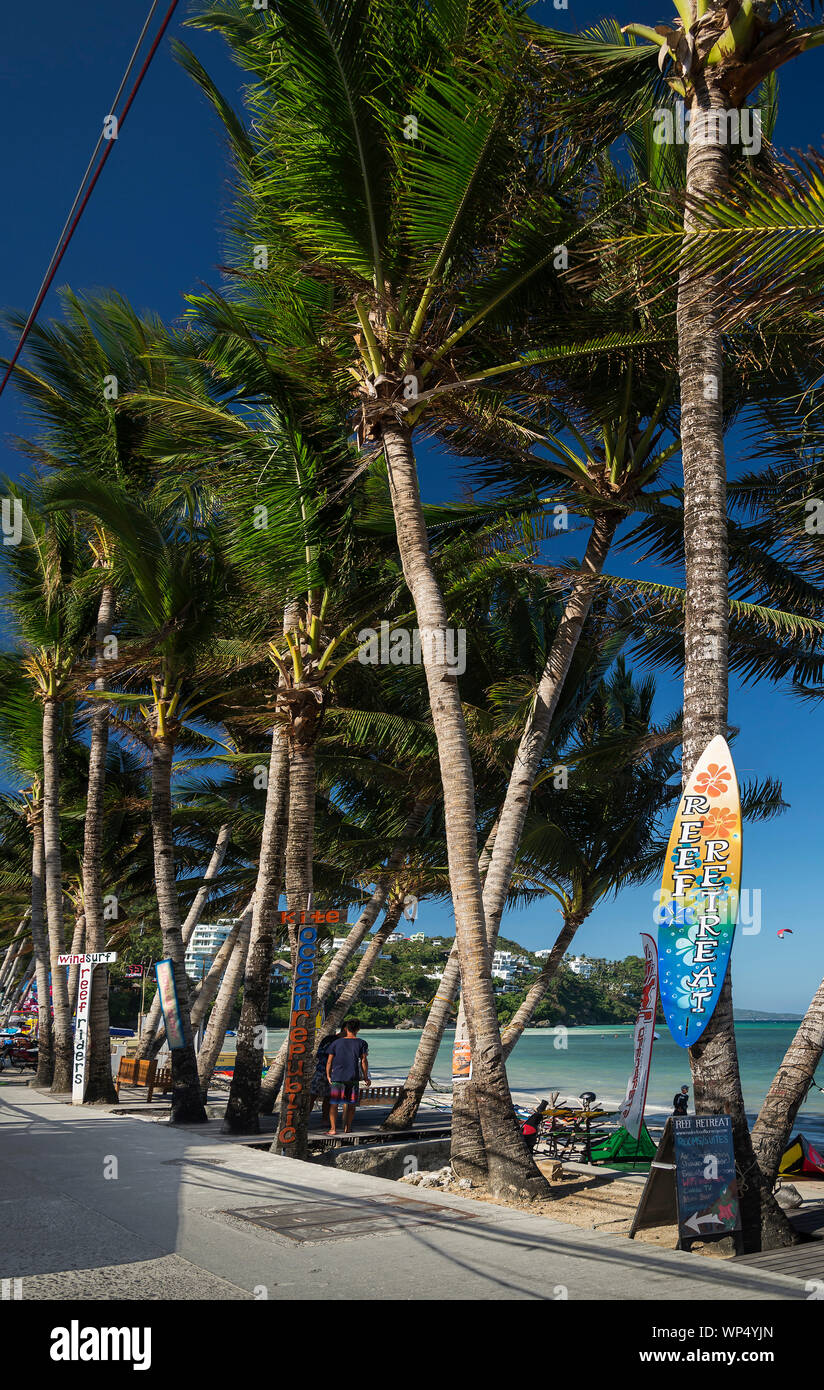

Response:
(260, 1022), (824, 1141)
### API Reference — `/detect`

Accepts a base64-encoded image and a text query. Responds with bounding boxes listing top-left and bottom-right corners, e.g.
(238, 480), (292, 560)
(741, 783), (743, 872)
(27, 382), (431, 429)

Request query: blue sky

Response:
(1, 2), (822, 1011)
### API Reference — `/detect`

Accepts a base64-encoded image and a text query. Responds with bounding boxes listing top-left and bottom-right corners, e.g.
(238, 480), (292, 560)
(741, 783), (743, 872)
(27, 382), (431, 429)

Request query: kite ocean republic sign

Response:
(658, 735), (742, 1048)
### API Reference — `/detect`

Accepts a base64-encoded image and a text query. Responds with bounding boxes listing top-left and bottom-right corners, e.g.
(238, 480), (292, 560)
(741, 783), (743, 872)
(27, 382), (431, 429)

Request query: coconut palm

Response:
(174, 0), (688, 1196)
(0, 674), (53, 1085)
(530, 6), (824, 1248)
(0, 483), (103, 1091)
(44, 480), (246, 1122)
(2, 291), (225, 1102)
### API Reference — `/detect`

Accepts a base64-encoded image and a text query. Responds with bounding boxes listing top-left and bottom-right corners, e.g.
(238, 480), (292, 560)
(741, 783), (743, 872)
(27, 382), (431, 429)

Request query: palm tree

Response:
(197, 900), (254, 1094)
(46, 480), (245, 1122)
(2, 291), (224, 1102)
(0, 485), (100, 1091)
(384, 542), (635, 1131)
(0, 916), (29, 997)
(717, 451), (824, 1181)
(531, 6), (824, 1248)
(177, 0), (679, 1196)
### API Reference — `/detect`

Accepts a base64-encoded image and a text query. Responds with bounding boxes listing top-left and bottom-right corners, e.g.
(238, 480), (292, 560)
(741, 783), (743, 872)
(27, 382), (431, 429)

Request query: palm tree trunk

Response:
(0, 917), (29, 992)
(318, 897), (405, 1043)
(4, 959), (36, 1030)
(258, 806), (426, 1111)
(150, 735), (207, 1123)
(7, 957), (36, 1012)
(383, 819), (501, 1130)
(190, 913), (245, 1031)
(0, 945), (25, 1007)
(197, 902), (253, 1093)
(678, 78), (793, 1253)
(139, 903), (246, 1064)
(382, 944), (461, 1130)
(66, 913), (85, 1015)
(450, 513), (618, 1165)
(381, 417), (547, 1200)
(42, 698), (73, 1092)
(483, 511), (617, 944)
(387, 509), (614, 1140)
(273, 736), (318, 1160)
(223, 733), (290, 1133)
(751, 976), (824, 1184)
(501, 914), (585, 1058)
(84, 583), (119, 1103)
(30, 819), (53, 1087)
(136, 816), (235, 1059)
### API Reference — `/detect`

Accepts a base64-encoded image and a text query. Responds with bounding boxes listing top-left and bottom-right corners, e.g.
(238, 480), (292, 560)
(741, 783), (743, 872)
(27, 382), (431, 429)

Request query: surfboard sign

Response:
(657, 735), (742, 1049)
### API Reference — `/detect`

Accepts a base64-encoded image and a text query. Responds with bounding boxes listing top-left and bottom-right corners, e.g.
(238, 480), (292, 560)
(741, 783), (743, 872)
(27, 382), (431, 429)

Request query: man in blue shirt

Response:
(325, 1018), (371, 1135)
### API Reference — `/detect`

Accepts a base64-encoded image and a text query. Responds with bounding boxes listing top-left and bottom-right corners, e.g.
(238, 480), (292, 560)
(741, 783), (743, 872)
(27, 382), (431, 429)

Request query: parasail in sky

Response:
(777, 929), (794, 939)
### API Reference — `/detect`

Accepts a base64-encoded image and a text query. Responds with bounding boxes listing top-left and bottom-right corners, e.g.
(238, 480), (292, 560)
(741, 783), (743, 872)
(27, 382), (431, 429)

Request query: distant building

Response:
(535, 948), (553, 960)
(184, 920), (234, 980)
(409, 932), (425, 943)
(566, 955), (594, 978)
(329, 935), (366, 953)
(424, 969), (444, 981)
(384, 933), (407, 944)
(490, 949), (533, 994)
(361, 987), (395, 1005)
(185, 919), (289, 984)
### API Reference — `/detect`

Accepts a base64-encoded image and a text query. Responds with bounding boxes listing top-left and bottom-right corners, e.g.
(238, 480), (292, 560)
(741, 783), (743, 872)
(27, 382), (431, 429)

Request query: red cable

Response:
(0, 0), (181, 403)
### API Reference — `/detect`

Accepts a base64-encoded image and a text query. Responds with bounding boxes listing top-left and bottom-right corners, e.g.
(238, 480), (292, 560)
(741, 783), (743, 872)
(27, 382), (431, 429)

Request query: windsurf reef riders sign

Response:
(58, 951), (116, 1104)
(619, 933), (658, 1139)
(658, 736), (742, 1048)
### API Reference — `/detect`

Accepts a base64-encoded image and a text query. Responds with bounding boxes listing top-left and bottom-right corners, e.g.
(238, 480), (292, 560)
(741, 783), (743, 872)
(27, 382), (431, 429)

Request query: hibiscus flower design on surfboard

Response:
(657, 735), (742, 1048)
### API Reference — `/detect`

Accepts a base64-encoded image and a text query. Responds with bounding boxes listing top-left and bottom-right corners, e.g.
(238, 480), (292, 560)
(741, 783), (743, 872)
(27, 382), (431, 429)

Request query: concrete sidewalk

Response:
(0, 1081), (810, 1301)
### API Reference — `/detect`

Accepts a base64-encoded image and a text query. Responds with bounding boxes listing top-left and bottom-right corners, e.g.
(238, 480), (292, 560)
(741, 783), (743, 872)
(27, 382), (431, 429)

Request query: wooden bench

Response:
(359, 1084), (402, 1107)
(115, 1056), (172, 1102)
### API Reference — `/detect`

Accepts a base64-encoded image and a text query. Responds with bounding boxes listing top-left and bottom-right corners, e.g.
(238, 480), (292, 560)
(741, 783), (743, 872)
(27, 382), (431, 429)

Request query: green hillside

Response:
(266, 933), (663, 1029)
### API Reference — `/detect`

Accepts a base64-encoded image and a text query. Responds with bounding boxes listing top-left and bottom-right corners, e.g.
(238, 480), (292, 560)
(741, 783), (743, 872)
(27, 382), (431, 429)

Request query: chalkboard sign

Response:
(673, 1115), (740, 1241)
(629, 1115), (741, 1249)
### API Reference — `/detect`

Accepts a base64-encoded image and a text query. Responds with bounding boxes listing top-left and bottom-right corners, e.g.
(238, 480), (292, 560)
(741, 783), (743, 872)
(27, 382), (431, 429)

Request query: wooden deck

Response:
(735, 1201), (824, 1283)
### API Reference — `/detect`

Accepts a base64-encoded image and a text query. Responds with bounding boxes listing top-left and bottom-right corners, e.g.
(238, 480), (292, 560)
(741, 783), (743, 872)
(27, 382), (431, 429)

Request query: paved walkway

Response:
(0, 1080), (811, 1301)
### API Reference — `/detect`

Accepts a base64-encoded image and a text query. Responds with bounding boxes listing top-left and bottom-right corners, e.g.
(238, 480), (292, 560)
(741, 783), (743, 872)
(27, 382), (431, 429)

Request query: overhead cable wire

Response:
(0, 0), (180, 403)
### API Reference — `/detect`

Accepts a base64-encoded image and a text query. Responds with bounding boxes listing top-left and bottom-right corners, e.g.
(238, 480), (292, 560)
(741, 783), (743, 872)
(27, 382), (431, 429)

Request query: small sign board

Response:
(630, 1115), (741, 1248)
(452, 1039), (472, 1081)
(673, 1114), (740, 1242)
(57, 952), (116, 967)
(155, 959), (186, 1051)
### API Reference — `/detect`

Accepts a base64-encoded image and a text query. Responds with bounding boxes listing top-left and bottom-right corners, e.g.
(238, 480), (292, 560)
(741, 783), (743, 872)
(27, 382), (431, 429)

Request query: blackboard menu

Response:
(673, 1115), (741, 1239)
